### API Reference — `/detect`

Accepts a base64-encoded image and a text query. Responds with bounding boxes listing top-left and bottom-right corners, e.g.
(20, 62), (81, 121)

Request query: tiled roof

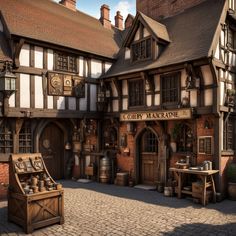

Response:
(104, 0), (225, 78)
(0, 0), (121, 59)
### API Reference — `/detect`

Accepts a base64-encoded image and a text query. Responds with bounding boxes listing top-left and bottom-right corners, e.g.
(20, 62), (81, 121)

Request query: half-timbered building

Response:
(0, 0), (236, 199)
(102, 0), (236, 198)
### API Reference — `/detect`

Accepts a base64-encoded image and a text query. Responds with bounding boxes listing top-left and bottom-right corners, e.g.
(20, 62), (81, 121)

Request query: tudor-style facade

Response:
(0, 0), (121, 181)
(0, 0), (236, 199)
(102, 0), (236, 197)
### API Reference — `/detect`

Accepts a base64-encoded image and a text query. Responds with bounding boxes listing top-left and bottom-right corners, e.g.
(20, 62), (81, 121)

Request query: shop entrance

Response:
(39, 123), (64, 180)
(139, 129), (158, 185)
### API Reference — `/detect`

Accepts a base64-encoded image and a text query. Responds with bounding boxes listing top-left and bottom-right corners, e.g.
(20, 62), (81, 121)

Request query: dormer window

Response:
(131, 37), (152, 62)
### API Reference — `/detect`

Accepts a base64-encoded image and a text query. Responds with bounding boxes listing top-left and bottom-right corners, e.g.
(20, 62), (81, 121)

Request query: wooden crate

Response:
(8, 153), (64, 233)
(85, 166), (95, 176)
(192, 182), (212, 204)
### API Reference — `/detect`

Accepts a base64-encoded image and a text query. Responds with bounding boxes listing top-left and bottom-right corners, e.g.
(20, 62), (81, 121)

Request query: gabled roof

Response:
(124, 11), (170, 47)
(0, 0), (121, 59)
(104, 0), (226, 78)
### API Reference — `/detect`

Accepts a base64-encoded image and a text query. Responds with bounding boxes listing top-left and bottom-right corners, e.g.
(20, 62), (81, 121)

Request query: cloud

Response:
(114, 1), (135, 21)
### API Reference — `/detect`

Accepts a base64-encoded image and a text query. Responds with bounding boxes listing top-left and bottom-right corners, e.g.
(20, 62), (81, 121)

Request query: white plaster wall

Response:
(91, 59), (102, 78)
(190, 90), (197, 107)
(47, 96), (54, 109)
(79, 57), (84, 77)
(147, 95), (152, 107)
(68, 97), (76, 110)
(134, 28), (140, 41)
(111, 81), (118, 97)
(9, 94), (15, 108)
(214, 42), (220, 60)
(57, 96), (65, 110)
(34, 46), (43, 69)
(80, 84), (87, 111)
(154, 94), (160, 106)
(0, 19), (3, 32)
(143, 28), (150, 37)
(90, 84), (97, 111)
(113, 100), (119, 112)
(47, 49), (54, 70)
(154, 75), (160, 91)
(125, 48), (131, 59)
(20, 74), (30, 108)
(105, 62), (112, 72)
(122, 98), (128, 110)
(19, 44), (30, 67)
(181, 90), (189, 100)
(122, 80), (128, 95)
(201, 65), (213, 85)
(180, 70), (186, 87)
(220, 81), (225, 106)
(204, 89), (213, 106)
(229, 0), (235, 10)
(34, 76), (44, 108)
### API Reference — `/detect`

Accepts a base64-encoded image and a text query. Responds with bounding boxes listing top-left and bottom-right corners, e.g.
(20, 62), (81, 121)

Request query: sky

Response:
(54, 0), (136, 24)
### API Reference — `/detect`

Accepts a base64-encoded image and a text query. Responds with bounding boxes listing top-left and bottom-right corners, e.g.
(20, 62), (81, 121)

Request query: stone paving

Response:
(0, 180), (236, 236)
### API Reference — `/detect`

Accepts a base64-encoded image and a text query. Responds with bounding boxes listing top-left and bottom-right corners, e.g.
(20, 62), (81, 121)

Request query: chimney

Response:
(115, 11), (123, 30)
(100, 4), (111, 30)
(59, 0), (76, 11)
(125, 14), (134, 29)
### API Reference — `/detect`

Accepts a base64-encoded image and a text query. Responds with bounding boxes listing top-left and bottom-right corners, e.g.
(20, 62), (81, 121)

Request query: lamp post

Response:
(0, 61), (17, 116)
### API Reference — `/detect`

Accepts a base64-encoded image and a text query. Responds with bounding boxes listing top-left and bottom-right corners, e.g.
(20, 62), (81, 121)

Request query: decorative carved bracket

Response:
(14, 38), (25, 68)
(15, 119), (24, 135)
(111, 78), (121, 98)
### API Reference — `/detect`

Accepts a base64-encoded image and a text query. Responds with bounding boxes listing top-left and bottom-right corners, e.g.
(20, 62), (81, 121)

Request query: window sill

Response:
(221, 150), (234, 156)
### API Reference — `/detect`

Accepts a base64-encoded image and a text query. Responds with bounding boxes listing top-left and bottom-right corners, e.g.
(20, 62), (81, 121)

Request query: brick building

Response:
(0, 0), (235, 199)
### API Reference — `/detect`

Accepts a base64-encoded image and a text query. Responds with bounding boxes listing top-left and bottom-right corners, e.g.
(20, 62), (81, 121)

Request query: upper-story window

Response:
(128, 79), (144, 107)
(19, 121), (32, 153)
(131, 37), (152, 62)
(161, 72), (180, 104)
(55, 52), (77, 73)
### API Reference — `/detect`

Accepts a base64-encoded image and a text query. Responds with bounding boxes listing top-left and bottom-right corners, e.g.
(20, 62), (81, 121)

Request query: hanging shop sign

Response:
(120, 108), (192, 121)
(47, 72), (85, 98)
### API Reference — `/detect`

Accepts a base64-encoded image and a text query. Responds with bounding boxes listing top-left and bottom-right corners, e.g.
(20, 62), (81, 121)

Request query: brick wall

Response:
(0, 163), (9, 200)
(136, 0), (206, 20)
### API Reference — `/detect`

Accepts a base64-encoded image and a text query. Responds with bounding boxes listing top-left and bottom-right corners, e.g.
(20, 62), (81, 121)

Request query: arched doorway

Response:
(137, 128), (159, 185)
(39, 123), (64, 179)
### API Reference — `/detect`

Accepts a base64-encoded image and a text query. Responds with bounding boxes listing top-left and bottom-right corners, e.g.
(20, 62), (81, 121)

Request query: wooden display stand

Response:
(169, 167), (219, 206)
(8, 153), (64, 234)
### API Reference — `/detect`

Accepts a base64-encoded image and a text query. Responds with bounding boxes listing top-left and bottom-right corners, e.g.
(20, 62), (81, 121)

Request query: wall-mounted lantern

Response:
(185, 75), (200, 91)
(0, 61), (16, 98)
(97, 80), (110, 112)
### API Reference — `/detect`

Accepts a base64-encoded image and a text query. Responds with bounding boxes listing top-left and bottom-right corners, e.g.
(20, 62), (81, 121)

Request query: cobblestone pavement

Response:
(0, 180), (236, 236)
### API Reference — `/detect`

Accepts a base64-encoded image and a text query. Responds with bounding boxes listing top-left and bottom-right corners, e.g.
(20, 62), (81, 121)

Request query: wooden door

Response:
(39, 123), (64, 180)
(140, 130), (158, 185)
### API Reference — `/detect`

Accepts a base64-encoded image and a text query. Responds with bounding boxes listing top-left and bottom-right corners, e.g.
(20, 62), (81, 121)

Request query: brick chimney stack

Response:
(100, 4), (111, 30)
(125, 14), (134, 29)
(59, 0), (76, 11)
(115, 11), (123, 30)
(136, 0), (206, 20)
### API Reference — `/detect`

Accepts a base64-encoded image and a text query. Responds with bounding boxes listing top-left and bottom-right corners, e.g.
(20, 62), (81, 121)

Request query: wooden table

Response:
(169, 168), (219, 206)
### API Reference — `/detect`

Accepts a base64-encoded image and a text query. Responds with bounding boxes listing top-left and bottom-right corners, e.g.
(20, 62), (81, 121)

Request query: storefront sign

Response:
(120, 109), (192, 121)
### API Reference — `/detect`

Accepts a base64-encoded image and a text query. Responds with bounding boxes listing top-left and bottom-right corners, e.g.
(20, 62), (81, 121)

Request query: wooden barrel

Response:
(115, 172), (128, 186)
(99, 157), (111, 184)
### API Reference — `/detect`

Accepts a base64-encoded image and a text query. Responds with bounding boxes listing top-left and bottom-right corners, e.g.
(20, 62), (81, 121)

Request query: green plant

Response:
(227, 163), (236, 183)
(227, 89), (236, 96)
(171, 123), (182, 141)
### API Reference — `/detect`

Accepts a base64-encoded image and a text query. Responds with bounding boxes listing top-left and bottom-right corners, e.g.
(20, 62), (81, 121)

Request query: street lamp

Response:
(0, 61), (16, 116)
(0, 61), (16, 97)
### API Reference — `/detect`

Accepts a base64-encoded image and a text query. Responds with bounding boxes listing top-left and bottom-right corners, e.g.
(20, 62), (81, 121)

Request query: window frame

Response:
(131, 36), (152, 63)
(160, 72), (181, 105)
(128, 78), (145, 108)
(19, 121), (32, 154)
(223, 117), (234, 151)
(54, 51), (77, 73)
(198, 136), (213, 155)
(0, 122), (13, 154)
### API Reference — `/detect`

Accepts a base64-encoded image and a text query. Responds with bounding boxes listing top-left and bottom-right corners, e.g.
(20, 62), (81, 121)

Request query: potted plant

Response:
(227, 162), (236, 200)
